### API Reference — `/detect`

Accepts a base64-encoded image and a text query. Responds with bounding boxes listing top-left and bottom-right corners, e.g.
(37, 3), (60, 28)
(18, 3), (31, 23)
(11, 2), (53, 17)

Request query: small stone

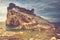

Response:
(30, 38), (34, 40)
(50, 37), (56, 40)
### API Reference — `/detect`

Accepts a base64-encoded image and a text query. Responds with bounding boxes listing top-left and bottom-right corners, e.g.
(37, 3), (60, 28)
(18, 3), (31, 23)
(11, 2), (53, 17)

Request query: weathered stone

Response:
(6, 3), (55, 31)
(4, 3), (56, 40)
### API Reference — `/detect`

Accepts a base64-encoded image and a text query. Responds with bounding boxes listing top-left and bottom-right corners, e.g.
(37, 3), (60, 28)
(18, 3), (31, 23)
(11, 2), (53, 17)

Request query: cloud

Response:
(36, 0), (60, 22)
(0, 0), (60, 22)
(0, 16), (6, 22)
(41, 16), (60, 22)
(0, 6), (7, 14)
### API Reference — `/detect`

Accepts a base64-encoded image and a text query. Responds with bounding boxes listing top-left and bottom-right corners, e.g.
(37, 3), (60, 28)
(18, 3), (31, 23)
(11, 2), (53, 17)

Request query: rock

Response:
(6, 3), (55, 31)
(5, 3), (56, 40)
(50, 37), (56, 40)
(30, 38), (34, 40)
(0, 27), (6, 36)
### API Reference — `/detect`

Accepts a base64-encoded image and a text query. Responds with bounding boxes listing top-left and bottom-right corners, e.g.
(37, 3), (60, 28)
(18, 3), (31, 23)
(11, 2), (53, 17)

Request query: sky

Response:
(0, 0), (60, 22)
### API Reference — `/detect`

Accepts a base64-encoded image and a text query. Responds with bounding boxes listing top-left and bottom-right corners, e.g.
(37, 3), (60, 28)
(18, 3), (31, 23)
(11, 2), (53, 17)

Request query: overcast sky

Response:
(0, 0), (60, 22)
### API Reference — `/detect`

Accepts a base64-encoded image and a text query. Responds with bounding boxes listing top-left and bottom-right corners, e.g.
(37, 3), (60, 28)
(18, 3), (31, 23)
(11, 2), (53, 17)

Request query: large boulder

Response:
(5, 3), (56, 40)
(6, 3), (54, 30)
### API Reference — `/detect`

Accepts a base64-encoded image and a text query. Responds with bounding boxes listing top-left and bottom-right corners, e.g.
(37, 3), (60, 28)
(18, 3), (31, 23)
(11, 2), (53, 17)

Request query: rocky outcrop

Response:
(5, 3), (56, 40)
(6, 3), (54, 30)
